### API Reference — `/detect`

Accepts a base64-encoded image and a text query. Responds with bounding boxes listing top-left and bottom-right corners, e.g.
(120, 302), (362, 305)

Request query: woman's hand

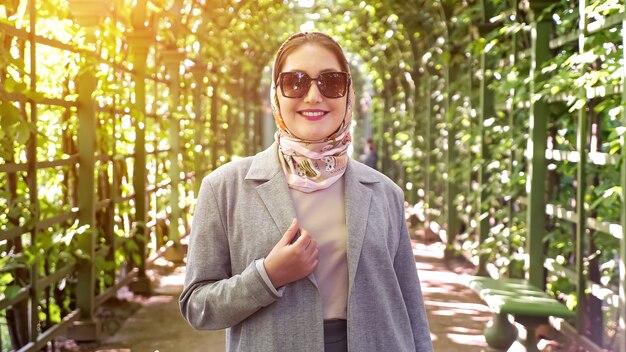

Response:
(264, 218), (318, 288)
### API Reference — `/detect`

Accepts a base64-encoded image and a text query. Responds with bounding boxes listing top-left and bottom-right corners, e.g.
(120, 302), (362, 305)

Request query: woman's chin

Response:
(295, 132), (325, 141)
(296, 127), (338, 141)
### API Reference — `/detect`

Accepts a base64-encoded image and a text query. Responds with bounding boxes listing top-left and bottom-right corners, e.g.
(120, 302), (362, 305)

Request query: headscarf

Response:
(271, 32), (355, 193)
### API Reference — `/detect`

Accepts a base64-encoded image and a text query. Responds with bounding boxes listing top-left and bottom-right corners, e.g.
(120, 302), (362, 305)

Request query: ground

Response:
(50, 234), (573, 352)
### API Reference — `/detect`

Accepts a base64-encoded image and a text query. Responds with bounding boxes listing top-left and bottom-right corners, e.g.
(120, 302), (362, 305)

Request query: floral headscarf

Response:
(271, 32), (355, 193)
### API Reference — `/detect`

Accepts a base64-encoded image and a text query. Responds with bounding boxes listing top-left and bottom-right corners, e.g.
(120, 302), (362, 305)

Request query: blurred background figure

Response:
(360, 138), (378, 170)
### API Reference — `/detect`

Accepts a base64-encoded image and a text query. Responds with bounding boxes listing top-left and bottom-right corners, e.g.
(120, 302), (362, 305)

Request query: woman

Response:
(180, 32), (433, 352)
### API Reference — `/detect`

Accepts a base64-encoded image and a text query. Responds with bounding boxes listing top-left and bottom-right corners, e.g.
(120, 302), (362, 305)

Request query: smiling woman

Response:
(275, 44), (349, 141)
(179, 31), (433, 352)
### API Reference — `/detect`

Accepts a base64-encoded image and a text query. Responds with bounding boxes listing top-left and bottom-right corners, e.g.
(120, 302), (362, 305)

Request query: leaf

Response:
(0, 101), (21, 129)
(7, 206), (21, 220)
(49, 302), (62, 323)
(569, 98), (586, 112)
(58, 251), (77, 263)
(4, 77), (27, 94)
(395, 132), (410, 142)
(0, 272), (14, 285)
(441, 51), (451, 64)
(73, 249), (91, 262)
(4, 284), (21, 299)
(23, 90), (45, 104)
(37, 233), (54, 251)
(15, 122), (32, 145)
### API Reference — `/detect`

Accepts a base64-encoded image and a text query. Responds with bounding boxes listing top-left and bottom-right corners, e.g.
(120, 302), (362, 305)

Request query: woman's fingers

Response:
(297, 234), (311, 250)
(264, 225), (318, 288)
(282, 218), (300, 245)
(311, 246), (318, 259)
(285, 230), (317, 271)
(294, 229), (311, 246)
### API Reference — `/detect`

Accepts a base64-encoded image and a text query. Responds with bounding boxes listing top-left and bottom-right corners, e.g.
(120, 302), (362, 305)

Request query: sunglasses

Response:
(277, 71), (350, 99)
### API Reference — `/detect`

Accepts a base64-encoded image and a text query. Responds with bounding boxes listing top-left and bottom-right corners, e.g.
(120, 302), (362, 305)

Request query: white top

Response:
(257, 177), (349, 320)
(289, 177), (348, 320)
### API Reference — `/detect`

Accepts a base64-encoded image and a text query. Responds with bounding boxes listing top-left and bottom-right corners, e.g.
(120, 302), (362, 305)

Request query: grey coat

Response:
(179, 143), (433, 352)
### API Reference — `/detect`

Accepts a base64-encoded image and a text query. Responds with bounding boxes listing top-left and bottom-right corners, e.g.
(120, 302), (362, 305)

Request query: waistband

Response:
(323, 319), (347, 344)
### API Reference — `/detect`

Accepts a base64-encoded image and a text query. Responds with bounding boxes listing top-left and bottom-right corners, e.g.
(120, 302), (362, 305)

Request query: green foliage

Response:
(1, 0), (299, 349)
(2, 0), (626, 349)
(306, 1), (626, 348)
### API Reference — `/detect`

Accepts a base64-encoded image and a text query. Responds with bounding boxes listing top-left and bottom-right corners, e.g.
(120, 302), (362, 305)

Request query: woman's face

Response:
(277, 43), (348, 141)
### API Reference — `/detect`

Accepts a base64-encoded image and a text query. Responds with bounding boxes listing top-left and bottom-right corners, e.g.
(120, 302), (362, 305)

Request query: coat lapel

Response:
(245, 143), (318, 288)
(344, 160), (378, 296)
(255, 176), (296, 241)
(246, 143), (295, 241)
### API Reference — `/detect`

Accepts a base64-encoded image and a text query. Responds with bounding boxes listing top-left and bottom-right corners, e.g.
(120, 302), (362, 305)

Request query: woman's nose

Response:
(304, 81), (323, 103)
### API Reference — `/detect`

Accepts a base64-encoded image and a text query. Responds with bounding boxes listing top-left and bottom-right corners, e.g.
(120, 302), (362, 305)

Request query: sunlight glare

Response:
(121, 115), (132, 130)
(300, 20), (315, 32)
(298, 0), (314, 7)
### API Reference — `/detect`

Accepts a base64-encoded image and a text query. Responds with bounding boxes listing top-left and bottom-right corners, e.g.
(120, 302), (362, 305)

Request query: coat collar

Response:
(245, 142), (283, 181)
(245, 143), (380, 294)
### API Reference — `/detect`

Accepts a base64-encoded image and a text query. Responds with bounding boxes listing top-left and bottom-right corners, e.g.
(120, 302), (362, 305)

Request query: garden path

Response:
(82, 241), (503, 352)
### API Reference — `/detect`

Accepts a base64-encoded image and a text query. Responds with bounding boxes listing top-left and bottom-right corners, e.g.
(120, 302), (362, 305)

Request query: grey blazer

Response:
(179, 143), (433, 352)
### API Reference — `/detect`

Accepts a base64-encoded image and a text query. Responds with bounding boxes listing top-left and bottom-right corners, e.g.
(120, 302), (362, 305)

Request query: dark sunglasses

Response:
(277, 71), (350, 99)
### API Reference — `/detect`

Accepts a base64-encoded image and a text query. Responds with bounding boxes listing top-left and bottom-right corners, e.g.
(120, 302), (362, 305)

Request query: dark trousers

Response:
(324, 319), (347, 352)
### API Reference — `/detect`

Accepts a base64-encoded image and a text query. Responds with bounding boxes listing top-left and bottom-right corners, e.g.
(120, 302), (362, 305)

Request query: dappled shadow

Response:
(413, 241), (491, 352)
(96, 262), (227, 352)
(74, 241), (495, 352)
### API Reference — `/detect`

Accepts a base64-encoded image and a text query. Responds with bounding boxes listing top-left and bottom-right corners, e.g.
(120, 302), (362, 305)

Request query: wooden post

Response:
(526, 0), (552, 289)
(445, 55), (461, 259)
(127, 3), (154, 293)
(66, 0), (107, 341)
(161, 49), (185, 227)
(617, 4), (626, 351)
(191, 61), (207, 194)
(476, 0), (496, 276)
(26, 0), (40, 346)
(423, 69), (434, 240)
(161, 48), (186, 261)
(574, 0), (588, 335)
(209, 74), (220, 170)
(620, 4), (626, 350)
(507, 0), (520, 277)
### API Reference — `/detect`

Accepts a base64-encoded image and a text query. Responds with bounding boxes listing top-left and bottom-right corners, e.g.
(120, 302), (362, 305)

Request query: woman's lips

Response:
(299, 109), (328, 121)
